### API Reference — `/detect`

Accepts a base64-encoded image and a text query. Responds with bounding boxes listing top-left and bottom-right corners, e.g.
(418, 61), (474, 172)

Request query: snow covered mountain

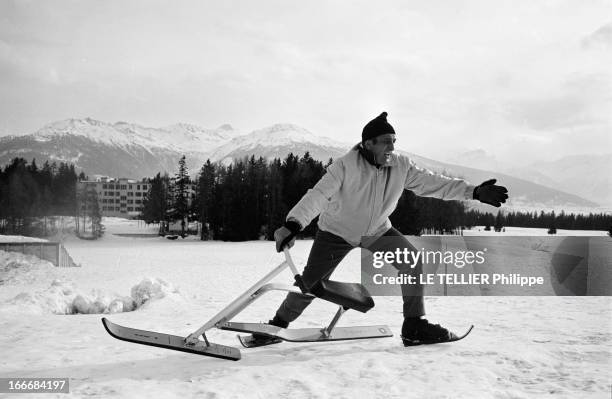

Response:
(30, 118), (242, 155)
(208, 123), (350, 164)
(508, 154), (612, 209)
(402, 152), (601, 212)
(445, 149), (612, 209)
(0, 118), (243, 178)
(0, 118), (604, 211)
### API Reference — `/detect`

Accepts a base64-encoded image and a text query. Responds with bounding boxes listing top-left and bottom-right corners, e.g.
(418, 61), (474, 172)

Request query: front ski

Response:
(102, 318), (241, 361)
(237, 334), (283, 348)
(402, 325), (474, 347)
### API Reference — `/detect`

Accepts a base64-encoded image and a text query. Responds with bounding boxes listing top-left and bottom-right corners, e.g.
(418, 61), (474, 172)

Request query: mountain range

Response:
(0, 118), (607, 212)
(446, 149), (611, 211)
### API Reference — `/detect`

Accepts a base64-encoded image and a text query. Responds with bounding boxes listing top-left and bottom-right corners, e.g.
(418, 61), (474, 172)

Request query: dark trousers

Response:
(274, 228), (425, 323)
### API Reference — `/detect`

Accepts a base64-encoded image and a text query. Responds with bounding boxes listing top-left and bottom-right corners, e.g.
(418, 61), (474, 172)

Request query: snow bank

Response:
(130, 277), (180, 307)
(6, 279), (85, 315)
(0, 235), (48, 243)
(0, 251), (57, 285)
(1, 250), (181, 314)
(4, 277), (180, 315)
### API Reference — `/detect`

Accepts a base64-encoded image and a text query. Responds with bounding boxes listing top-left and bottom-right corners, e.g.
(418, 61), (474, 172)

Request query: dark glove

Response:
(274, 220), (301, 252)
(473, 179), (508, 207)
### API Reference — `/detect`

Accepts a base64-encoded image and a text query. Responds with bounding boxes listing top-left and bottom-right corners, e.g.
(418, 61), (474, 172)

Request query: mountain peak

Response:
(218, 124), (234, 131)
(261, 123), (311, 133)
(83, 117), (104, 126)
(249, 123), (316, 142)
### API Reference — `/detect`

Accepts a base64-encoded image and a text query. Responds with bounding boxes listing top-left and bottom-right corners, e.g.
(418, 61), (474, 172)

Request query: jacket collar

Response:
(354, 143), (396, 168)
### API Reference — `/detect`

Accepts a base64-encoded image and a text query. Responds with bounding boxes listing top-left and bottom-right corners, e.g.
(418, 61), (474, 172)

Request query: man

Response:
(255, 112), (508, 346)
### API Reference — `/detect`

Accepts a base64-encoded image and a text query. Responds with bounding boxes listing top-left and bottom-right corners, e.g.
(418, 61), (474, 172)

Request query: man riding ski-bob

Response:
(254, 111), (508, 346)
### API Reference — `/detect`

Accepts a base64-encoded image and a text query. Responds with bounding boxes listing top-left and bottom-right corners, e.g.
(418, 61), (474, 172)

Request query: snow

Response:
(130, 277), (181, 308)
(0, 251), (57, 286)
(0, 221), (610, 398)
(463, 226), (609, 236)
(209, 123), (351, 162)
(32, 118), (243, 155)
(0, 235), (48, 243)
(0, 250), (178, 315)
(101, 217), (161, 235)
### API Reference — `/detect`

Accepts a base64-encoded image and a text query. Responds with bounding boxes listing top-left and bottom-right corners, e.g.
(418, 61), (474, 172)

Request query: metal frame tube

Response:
(284, 248), (300, 276)
(185, 254), (302, 343)
(321, 306), (346, 338)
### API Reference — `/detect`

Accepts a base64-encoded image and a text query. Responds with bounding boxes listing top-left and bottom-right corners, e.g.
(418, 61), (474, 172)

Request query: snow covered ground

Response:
(463, 226), (609, 237)
(0, 220), (610, 398)
(0, 235), (48, 243)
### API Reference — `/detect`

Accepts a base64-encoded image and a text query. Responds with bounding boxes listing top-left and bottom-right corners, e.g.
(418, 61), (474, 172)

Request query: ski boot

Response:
(244, 315), (289, 348)
(401, 317), (464, 346)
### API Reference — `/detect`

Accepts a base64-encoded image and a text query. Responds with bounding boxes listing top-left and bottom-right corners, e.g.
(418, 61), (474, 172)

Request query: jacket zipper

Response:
(365, 168), (381, 235)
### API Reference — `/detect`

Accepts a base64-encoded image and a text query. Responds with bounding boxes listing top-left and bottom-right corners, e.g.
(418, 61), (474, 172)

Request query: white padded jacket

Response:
(287, 144), (476, 246)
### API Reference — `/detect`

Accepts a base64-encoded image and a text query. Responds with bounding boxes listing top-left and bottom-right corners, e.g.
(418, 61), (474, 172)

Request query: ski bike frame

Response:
(102, 248), (392, 361)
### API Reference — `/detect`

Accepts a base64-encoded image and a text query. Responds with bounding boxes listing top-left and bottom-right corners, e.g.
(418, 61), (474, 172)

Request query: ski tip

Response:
(454, 325), (474, 341)
(101, 317), (117, 337)
(101, 317), (113, 330)
(237, 334), (247, 348)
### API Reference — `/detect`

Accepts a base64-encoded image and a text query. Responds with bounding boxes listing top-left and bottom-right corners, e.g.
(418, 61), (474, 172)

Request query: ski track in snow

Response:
(0, 223), (610, 399)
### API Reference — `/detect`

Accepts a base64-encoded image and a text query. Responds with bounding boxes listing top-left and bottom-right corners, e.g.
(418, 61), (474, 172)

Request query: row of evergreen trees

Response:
(1, 155), (611, 238)
(140, 153), (612, 240)
(466, 209), (612, 233)
(140, 153), (329, 240)
(0, 158), (84, 235)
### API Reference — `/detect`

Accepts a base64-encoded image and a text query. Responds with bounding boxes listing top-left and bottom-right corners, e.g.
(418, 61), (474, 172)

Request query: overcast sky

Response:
(1, 0), (610, 164)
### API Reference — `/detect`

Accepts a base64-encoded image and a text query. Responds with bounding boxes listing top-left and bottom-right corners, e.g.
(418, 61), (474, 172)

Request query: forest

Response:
(1, 155), (611, 239)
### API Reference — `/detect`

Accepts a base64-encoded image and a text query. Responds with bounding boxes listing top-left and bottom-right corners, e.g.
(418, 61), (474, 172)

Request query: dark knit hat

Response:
(362, 112), (395, 143)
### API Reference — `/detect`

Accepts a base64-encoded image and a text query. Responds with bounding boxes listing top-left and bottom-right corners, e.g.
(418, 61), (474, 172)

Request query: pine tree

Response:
(197, 160), (216, 240)
(548, 211), (557, 235)
(494, 212), (504, 232)
(174, 155), (190, 237)
(76, 184), (103, 238)
(141, 173), (171, 234)
(266, 158), (286, 240)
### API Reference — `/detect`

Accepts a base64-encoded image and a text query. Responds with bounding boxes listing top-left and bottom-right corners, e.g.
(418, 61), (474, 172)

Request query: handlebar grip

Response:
(278, 231), (298, 252)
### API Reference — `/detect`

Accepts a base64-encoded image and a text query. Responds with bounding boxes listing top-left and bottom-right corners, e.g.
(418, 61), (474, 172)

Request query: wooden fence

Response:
(0, 242), (79, 267)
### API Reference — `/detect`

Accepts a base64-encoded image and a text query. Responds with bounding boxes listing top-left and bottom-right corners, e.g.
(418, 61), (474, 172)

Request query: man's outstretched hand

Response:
(474, 179), (509, 207)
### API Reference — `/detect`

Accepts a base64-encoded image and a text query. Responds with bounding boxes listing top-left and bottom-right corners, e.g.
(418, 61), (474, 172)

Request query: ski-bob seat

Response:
(309, 280), (375, 313)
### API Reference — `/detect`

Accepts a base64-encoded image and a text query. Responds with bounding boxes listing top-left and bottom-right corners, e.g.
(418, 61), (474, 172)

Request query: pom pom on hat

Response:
(362, 112), (395, 142)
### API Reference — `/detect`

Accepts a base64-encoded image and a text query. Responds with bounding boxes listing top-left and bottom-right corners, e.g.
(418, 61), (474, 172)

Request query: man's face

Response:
(365, 133), (396, 165)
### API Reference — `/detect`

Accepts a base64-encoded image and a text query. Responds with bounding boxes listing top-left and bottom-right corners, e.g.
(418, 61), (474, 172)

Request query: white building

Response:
(78, 176), (197, 218)
(77, 177), (149, 217)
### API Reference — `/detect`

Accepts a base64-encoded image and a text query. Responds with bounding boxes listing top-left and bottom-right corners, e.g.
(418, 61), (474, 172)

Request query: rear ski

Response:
(225, 321), (393, 344)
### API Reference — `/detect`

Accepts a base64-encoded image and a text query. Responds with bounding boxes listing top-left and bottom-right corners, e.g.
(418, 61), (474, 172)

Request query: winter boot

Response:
(250, 315), (289, 346)
(401, 317), (459, 346)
